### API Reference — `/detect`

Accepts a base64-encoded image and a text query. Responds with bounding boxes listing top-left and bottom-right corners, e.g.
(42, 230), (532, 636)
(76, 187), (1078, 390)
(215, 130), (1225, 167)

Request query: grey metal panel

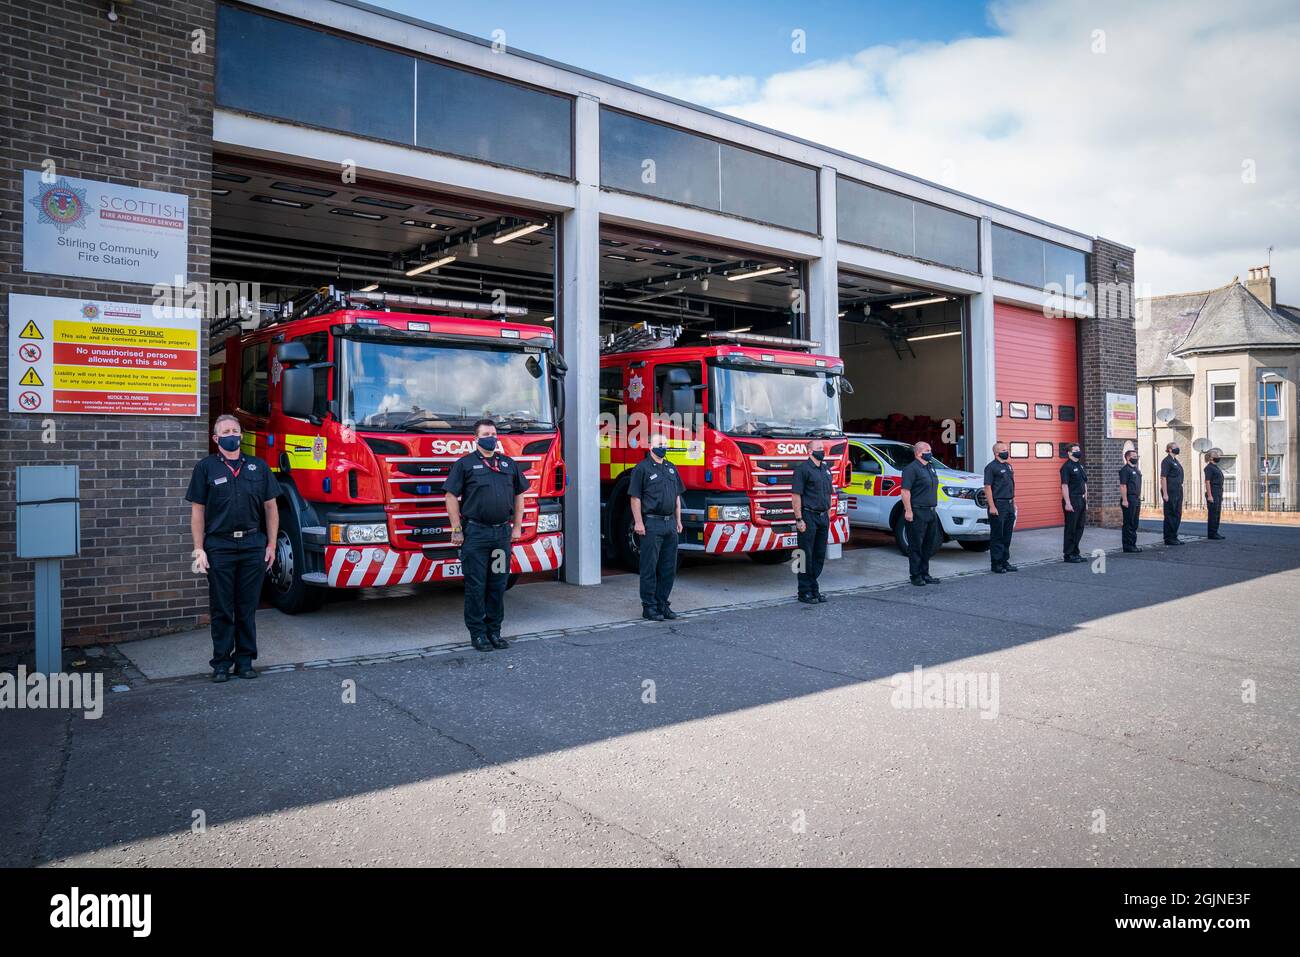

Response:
(17, 465), (80, 560)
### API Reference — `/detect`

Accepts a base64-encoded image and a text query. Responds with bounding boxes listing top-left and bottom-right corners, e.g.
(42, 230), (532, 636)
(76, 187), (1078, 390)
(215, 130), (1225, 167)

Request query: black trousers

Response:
(906, 506), (940, 578)
(206, 533), (267, 672)
(796, 509), (830, 597)
(989, 498), (1015, 567)
(1121, 500), (1141, 549)
(1063, 496), (1086, 558)
(461, 521), (512, 637)
(1163, 492), (1183, 543)
(1206, 490), (1222, 537)
(638, 514), (678, 611)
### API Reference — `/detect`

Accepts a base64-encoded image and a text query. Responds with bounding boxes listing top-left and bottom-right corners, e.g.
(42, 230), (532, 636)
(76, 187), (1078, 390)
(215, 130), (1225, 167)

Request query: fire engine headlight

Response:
(330, 522), (389, 544)
(707, 505), (751, 521)
(942, 486), (978, 500)
(536, 513), (561, 533)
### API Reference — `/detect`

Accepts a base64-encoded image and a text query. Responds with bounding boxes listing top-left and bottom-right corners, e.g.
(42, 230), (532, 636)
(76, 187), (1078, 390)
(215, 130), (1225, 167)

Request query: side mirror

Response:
(839, 376), (855, 396)
(281, 366), (315, 420)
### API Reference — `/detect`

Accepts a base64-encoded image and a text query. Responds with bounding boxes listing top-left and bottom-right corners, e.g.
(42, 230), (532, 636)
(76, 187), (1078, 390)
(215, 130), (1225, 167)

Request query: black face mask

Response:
(920, 452), (933, 463)
(1127, 456), (1138, 465)
(477, 435), (498, 452)
(217, 434), (242, 453)
(997, 451), (1009, 461)
(650, 445), (667, 459)
(811, 450), (825, 462)
(1212, 457), (1221, 463)
(1070, 450), (1082, 461)
(1171, 447), (1180, 455)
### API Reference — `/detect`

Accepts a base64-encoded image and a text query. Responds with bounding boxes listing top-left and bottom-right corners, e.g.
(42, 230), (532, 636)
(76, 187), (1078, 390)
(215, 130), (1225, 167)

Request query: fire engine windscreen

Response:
(709, 364), (842, 437)
(341, 339), (553, 431)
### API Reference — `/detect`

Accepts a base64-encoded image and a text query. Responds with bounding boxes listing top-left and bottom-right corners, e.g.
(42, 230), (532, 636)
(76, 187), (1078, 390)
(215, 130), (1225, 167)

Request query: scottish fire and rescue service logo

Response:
(81, 303), (100, 320)
(30, 178), (92, 234)
(627, 372), (644, 402)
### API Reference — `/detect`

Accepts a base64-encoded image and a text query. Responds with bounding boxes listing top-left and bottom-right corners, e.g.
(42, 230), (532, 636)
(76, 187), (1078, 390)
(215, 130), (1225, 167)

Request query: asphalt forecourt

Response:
(112, 522), (1168, 680)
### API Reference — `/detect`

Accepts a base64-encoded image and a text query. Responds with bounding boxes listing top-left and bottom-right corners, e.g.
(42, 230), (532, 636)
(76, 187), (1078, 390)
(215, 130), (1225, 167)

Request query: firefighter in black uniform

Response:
(1160, 442), (1185, 545)
(629, 434), (684, 621)
(1204, 449), (1226, 540)
(900, 441), (942, 586)
(187, 413), (280, 682)
(445, 419), (528, 651)
(791, 439), (835, 603)
(983, 441), (1018, 573)
(1118, 447), (1143, 552)
(1060, 444), (1088, 562)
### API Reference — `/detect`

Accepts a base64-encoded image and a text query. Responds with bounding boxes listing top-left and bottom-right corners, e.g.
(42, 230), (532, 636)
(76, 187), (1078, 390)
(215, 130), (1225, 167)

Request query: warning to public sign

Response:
(1105, 392), (1138, 440)
(8, 293), (201, 416)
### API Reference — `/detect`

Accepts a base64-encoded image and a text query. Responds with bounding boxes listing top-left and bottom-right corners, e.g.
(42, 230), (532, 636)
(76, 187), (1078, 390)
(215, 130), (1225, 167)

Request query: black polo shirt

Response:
(444, 449), (529, 524)
(186, 453), (281, 539)
(1060, 458), (1087, 499)
(1119, 463), (1142, 500)
(628, 453), (684, 516)
(901, 458), (939, 508)
(1160, 455), (1184, 493)
(791, 458), (834, 512)
(1204, 462), (1224, 490)
(983, 458), (1015, 500)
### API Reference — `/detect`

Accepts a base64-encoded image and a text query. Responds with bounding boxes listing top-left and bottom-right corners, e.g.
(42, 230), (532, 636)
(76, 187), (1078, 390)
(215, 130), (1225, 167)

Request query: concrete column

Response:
(560, 93), (602, 585)
(967, 216), (998, 472)
(808, 167), (844, 558)
(807, 166), (840, 354)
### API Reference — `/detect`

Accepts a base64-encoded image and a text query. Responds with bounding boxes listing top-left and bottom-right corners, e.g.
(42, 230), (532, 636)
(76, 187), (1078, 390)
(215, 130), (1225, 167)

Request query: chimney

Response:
(1245, 265), (1276, 308)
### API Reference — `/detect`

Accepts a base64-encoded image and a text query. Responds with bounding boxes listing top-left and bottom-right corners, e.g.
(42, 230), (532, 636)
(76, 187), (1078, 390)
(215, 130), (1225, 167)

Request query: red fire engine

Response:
(210, 290), (567, 613)
(599, 325), (852, 569)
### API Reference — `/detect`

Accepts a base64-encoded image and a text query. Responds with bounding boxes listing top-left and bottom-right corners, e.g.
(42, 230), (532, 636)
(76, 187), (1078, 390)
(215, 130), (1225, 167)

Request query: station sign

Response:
(7, 293), (201, 416)
(1105, 392), (1138, 440)
(23, 170), (188, 285)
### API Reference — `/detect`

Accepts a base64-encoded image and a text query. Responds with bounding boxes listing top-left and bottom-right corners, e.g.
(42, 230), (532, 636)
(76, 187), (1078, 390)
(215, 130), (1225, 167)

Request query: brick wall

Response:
(0, 0), (215, 652)
(1080, 238), (1138, 528)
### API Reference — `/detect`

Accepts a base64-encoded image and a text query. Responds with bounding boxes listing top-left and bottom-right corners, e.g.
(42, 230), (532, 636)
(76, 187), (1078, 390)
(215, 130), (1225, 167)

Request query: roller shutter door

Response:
(994, 302), (1080, 530)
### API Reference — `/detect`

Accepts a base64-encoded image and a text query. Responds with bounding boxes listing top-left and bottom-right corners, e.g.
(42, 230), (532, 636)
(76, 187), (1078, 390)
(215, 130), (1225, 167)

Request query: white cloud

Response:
(638, 0), (1300, 303)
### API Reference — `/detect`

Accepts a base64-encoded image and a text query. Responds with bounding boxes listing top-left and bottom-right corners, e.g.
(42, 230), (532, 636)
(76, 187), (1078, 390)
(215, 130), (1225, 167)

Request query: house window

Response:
(1211, 382), (1236, 420)
(1258, 380), (1282, 419)
(1260, 455), (1282, 497)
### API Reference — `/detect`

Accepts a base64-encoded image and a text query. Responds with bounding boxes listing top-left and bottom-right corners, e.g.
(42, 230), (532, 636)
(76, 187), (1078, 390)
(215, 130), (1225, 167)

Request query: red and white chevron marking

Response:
(702, 517), (851, 554)
(830, 515), (850, 544)
(324, 533), (564, 587)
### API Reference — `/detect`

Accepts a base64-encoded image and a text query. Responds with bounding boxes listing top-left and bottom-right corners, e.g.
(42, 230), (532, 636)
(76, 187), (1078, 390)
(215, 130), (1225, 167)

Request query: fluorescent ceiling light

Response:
(906, 329), (962, 342)
(405, 254), (456, 277)
(730, 326), (752, 333)
(492, 222), (545, 244)
(359, 283), (379, 292)
(889, 296), (951, 310)
(543, 315), (555, 323)
(726, 266), (785, 282)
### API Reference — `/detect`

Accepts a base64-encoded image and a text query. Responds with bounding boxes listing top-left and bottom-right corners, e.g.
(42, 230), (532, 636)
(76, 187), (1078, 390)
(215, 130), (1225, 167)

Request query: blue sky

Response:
(363, 0), (1300, 301)
(367, 0), (995, 81)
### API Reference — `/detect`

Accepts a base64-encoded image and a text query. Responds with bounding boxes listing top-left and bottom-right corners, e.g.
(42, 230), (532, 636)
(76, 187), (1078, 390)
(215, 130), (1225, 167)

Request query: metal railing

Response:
(1140, 477), (1295, 512)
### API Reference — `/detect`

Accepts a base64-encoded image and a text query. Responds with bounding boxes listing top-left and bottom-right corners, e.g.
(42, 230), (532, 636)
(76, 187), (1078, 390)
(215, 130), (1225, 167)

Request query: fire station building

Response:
(0, 0), (1136, 650)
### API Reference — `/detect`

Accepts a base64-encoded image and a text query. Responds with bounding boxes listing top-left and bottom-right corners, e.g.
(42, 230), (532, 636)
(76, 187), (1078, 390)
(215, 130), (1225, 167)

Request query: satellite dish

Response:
(1192, 438), (1212, 453)
(1122, 440), (1136, 453)
(1155, 407), (1176, 424)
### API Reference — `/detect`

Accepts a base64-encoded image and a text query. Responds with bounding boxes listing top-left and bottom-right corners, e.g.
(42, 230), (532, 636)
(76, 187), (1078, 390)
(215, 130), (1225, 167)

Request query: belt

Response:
(467, 518), (511, 528)
(994, 496), (1014, 502)
(646, 512), (675, 519)
(213, 528), (260, 539)
(804, 507), (828, 515)
(913, 504), (937, 510)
